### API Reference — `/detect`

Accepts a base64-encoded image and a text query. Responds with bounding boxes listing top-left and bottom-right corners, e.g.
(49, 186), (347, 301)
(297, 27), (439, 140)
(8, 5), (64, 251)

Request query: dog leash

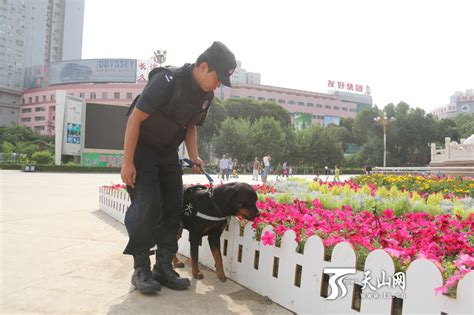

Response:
(179, 158), (227, 221)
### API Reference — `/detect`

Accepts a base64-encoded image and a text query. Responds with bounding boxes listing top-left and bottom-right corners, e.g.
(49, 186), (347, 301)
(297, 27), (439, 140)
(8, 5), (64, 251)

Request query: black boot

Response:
(131, 252), (161, 294)
(152, 249), (190, 290)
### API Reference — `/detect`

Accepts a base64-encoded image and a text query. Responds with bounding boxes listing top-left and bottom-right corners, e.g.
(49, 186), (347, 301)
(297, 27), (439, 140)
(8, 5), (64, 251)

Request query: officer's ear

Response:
(197, 62), (209, 73)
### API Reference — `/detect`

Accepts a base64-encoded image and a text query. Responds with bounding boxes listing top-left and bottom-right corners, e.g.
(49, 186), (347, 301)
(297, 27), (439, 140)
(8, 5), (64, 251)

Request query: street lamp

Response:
(152, 49), (167, 67)
(374, 114), (394, 167)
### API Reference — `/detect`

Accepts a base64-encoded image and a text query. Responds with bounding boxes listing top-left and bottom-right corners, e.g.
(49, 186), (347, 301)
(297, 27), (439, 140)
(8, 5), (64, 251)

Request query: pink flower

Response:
(262, 231), (275, 246)
(434, 285), (448, 295)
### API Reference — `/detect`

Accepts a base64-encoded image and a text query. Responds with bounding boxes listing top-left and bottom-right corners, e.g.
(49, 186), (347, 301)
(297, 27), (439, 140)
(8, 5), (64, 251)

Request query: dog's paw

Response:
(175, 262), (185, 268)
(217, 272), (227, 282)
(193, 272), (204, 280)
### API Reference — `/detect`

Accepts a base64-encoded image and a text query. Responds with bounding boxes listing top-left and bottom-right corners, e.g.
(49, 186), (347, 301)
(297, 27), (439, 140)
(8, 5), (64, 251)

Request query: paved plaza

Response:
(0, 170), (302, 314)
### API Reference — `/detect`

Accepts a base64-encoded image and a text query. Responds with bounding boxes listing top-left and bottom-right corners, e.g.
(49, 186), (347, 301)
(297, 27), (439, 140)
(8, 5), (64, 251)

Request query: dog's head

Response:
(213, 182), (259, 220)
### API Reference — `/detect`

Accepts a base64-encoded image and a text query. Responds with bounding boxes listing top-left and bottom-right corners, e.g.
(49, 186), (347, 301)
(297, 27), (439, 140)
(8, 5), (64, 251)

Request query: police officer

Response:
(121, 42), (236, 294)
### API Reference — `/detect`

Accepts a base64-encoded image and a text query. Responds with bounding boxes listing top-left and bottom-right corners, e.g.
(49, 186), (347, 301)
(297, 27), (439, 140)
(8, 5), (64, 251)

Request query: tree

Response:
(223, 98), (291, 127)
(214, 118), (253, 163)
(249, 116), (287, 163)
(437, 118), (460, 143)
(454, 114), (474, 138)
(31, 151), (54, 164)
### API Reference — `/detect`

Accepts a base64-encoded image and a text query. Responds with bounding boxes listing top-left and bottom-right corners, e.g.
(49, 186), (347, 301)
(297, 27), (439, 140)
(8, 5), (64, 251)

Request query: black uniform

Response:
(123, 63), (214, 256)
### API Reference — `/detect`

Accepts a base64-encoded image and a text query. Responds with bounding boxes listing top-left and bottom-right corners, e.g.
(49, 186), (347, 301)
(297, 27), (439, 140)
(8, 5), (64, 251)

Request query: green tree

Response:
(249, 116), (287, 163)
(214, 118), (253, 163)
(437, 118), (460, 142)
(223, 98), (291, 127)
(454, 114), (474, 138)
(31, 151), (54, 164)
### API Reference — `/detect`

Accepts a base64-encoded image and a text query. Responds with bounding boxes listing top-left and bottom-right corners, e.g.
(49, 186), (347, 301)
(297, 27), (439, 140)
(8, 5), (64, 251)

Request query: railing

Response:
(99, 188), (473, 315)
(373, 166), (474, 176)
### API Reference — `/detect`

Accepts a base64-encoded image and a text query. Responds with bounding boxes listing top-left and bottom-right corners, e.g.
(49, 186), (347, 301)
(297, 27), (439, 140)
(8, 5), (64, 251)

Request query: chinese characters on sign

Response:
(328, 80), (371, 95)
(136, 60), (159, 83)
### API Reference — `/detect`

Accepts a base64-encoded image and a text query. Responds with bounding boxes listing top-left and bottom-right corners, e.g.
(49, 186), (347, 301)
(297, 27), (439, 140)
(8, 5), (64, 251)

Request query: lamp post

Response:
(374, 114), (393, 167)
(152, 49), (167, 67)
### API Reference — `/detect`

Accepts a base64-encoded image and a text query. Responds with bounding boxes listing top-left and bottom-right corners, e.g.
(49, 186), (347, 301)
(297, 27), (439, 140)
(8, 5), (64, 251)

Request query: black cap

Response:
(199, 41), (237, 87)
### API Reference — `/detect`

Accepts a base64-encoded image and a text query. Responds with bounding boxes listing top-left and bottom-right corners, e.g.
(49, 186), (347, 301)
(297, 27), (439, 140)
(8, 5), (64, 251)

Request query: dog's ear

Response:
(213, 183), (240, 214)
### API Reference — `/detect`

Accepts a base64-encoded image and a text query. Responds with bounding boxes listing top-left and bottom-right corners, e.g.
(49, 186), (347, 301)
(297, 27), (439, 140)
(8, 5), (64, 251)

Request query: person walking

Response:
(120, 41), (236, 294)
(334, 165), (341, 182)
(262, 154), (272, 184)
(252, 157), (261, 181)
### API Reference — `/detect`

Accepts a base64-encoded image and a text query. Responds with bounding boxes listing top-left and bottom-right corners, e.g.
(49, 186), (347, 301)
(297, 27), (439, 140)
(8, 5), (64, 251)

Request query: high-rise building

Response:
(432, 89), (474, 119)
(230, 61), (261, 85)
(0, 0), (84, 127)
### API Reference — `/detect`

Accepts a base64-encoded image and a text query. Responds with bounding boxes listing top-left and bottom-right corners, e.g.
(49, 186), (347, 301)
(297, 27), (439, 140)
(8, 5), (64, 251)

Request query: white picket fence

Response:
(99, 187), (474, 315)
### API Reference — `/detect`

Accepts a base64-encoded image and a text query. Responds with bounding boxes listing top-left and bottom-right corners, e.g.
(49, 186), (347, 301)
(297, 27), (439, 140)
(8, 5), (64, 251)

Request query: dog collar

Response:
(196, 211), (227, 221)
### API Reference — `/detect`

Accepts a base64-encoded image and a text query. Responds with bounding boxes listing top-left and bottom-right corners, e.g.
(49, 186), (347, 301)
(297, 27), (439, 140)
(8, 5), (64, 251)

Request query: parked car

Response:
(60, 63), (92, 81)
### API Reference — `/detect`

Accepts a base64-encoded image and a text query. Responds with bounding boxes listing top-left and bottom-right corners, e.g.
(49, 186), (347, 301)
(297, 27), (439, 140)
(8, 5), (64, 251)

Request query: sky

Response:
(82, 0), (473, 112)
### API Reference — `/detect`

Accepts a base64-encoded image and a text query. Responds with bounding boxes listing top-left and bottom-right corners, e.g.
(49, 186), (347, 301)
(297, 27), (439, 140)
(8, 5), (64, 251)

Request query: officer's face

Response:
(196, 63), (221, 92)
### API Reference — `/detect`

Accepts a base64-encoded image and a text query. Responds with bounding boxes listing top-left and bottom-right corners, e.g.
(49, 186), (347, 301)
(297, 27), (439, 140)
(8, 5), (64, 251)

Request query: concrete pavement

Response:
(1, 171), (295, 314)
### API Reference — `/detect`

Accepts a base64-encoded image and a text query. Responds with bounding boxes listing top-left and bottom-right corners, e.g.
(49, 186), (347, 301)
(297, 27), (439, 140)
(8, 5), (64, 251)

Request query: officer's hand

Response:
(121, 162), (136, 189)
(191, 157), (205, 174)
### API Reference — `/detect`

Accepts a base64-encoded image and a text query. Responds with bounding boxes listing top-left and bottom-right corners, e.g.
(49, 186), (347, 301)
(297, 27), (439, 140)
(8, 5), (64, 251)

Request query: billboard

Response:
(84, 103), (129, 150)
(82, 153), (123, 167)
(49, 59), (137, 85)
(294, 113), (312, 130)
(55, 91), (86, 164)
(323, 116), (340, 126)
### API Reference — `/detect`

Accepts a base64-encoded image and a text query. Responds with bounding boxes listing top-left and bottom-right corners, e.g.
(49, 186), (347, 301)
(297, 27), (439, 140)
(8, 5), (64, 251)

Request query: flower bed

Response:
(99, 179), (474, 314)
(354, 174), (474, 197)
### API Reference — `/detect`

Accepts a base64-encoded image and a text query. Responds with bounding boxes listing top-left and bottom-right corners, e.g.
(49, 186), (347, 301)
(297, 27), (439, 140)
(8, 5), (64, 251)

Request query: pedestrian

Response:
(252, 157), (261, 181)
(334, 165), (341, 182)
(219, 154), (228, 180)
(262, 153), (272, 184)
(120, 41), (236, 294)
(282, 161), (288, 178)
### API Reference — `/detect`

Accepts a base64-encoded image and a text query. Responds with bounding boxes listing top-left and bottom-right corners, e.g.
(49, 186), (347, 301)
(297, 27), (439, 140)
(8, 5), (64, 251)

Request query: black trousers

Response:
(123, 145), (183, 256)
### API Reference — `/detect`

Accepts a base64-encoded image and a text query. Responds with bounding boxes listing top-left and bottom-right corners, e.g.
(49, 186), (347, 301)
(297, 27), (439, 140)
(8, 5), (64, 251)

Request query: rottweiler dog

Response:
(176, 182), (259, 282)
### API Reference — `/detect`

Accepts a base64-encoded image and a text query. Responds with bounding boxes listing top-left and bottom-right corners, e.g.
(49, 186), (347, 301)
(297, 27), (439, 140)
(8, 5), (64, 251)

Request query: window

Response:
(268, 98), (275, 102)
(21, 108), (31, 113)
(278, 99), (285, 104)
(50, 106), (55, 111)
(34, 116), (45, 121)
(307, 103), (314, 107)
(126, 92), (133, 100)
(350, 108), (357, 112)
(50, 94), (55, 101)
(318, 115), (324, 119)
(34, 126), (45, 131)
(325, 105), (331, 109)
(102, 92), (108, 99)
(35, 106), (45, 112)
(316, 104), (323, 108)
(342, 107), (348, 111)
(28, 97), (32, 103)
(257, 97), (265, 101)
(68, 93), (74, 96)
(21, 117), (31, 122)
(90, 92), (96, 99)
(298, 101), (305, 106)
(35, 96), (39, 103)
(42, 95), (46, 102)
(288, 100), (295, 105)
(79, 92), (85, 99)
(22, 98), (25, 104)
(114, 92), (120, 99)
(334, 106), (340, 110)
